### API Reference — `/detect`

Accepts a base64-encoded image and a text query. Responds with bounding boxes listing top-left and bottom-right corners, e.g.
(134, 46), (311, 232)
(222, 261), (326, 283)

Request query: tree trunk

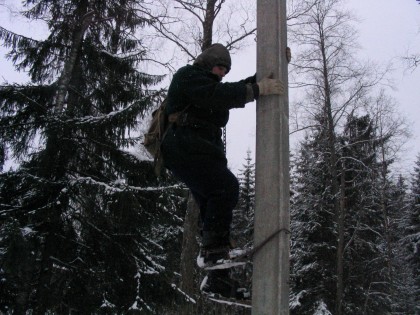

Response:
(202, 0), (216, 51)
(337, 161), (346, 315)
(320, 30), (343, 315)
(180, 0), (215, 298)
(379, 141), (394, 299)
(55, 9), (93, 113)
(180, 193), (200, 296)
(33, 222), (58, 315)
(35, 6), (92, 312)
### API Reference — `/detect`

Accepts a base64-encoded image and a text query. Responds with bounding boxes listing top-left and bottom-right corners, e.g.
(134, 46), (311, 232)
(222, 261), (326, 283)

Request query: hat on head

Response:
(193, 43), (231, 73)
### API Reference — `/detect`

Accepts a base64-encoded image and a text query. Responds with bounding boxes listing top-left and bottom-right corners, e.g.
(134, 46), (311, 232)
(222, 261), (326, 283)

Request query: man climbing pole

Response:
(161, 43), (284, 299)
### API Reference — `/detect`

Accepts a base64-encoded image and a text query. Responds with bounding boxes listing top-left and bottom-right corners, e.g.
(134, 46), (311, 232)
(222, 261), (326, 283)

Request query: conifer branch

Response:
(0, 26), (40, 49)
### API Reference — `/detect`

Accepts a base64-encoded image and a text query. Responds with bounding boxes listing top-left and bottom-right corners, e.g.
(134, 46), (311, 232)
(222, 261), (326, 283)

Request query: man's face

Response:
(212, 65), (228, 80)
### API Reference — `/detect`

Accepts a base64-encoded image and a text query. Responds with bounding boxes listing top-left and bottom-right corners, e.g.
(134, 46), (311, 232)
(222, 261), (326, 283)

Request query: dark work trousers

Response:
(168, 159), (239, 235)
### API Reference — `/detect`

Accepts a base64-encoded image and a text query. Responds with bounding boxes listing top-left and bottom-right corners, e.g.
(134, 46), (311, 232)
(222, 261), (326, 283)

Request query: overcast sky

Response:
(227, 0), (420, 176)
(1, 0), (419, 176)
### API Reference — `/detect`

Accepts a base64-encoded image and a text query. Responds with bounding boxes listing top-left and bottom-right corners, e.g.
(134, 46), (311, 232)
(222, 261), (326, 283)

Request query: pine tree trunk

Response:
(202, 0), (216, 50)
(55, 9), (93, 113)
(180, 1), (215, 298)
(331, 146), (343, 315)
(180, 193), (200, 296)
(337, 161), (346, 315)
(320, 31), (343, 315)
(34, 7), (93, 309)
(380, 143), (394, 301)
(33, 130), (67, 314)
(34, 224), (58, 315)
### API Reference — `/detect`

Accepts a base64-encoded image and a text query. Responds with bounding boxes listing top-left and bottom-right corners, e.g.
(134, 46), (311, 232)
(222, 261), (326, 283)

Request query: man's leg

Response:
(169, 159), (239, 240)
(189, 189), (207, 225)
(169, 160), (245, 299)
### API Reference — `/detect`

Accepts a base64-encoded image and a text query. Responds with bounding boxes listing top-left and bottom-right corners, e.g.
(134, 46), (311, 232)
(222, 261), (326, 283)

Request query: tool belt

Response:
(168, 112), (222, 137)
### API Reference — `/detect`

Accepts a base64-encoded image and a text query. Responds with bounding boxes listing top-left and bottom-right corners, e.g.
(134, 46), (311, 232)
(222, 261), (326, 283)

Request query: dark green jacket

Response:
(162, 64), (255, 167)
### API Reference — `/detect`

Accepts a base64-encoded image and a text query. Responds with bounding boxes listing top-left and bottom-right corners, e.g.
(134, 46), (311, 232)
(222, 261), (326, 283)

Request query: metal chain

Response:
(232, 228), (291, 262)
(223, 126), (227, 154)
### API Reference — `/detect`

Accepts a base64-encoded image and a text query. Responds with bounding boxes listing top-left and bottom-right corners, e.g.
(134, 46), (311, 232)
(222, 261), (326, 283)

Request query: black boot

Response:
(197, 230), (230, 268)
(200, 269), (251, 300)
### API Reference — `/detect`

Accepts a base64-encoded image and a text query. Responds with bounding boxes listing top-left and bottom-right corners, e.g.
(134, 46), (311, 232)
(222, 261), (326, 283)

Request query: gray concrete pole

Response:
(252, 0), (290, 314)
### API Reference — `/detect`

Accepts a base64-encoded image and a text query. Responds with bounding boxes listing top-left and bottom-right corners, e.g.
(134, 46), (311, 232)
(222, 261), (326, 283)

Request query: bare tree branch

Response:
(402, 54), (420, 72)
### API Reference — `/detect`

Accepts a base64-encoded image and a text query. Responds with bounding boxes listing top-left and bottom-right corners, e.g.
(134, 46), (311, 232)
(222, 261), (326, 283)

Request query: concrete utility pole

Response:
(252, 0), (290, 314)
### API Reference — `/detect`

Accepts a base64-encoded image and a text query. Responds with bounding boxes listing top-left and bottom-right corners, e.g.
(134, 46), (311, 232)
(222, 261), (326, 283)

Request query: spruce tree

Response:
(290, 131), (337, 315)
(232, 149), (255, 250)
(399, 154), (420, 313)
(230, 150), (255, 295)
(0, 1), (184, 313)
(339, 114), (391, 314)
(238, 150), (255, 218)
(407, 154), (420, 275)
(291, 114), (398, 314)
(388, 175), (418, 314)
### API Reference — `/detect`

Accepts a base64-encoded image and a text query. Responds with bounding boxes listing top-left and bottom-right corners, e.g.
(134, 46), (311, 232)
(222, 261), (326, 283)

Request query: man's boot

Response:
(200, 269), (251, 300)
(197, 230), (230, 268)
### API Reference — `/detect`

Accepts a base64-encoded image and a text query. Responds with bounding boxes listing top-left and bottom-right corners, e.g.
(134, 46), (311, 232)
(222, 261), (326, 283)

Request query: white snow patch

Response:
(142, 266), (159, 275)
(314, 300), (332, 315)
(129, 300), (140, 311)
(124, 145), (152, 162)
(197, 254), (205, 268)
(204, 260), (246, 270)
(21, 227), (34, 237)
(171, 283), (196, 304)
(100, 297), (115, 309)
(52, 263), (68, 271)
(197, 250), (246, 270)
(200, 275), (209, 291)
(229, 248), (246, 256)
(207, 296), (252, 308)
(290, 290), (306, 309)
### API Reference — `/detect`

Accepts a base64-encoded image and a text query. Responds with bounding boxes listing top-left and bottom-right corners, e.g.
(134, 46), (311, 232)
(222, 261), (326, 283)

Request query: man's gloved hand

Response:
(257, 74), (285, 96)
